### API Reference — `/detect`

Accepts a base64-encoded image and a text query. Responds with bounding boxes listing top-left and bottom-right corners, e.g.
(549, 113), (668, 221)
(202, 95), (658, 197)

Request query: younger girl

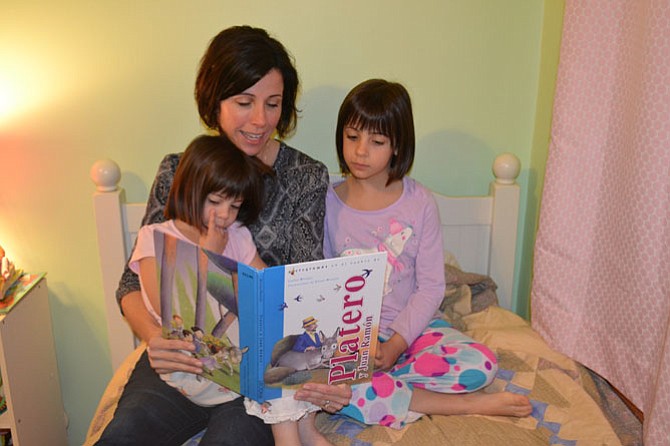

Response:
(132, 133), (331, 445)
(129, 134), (267, 405)
(319, 79), (533, 429)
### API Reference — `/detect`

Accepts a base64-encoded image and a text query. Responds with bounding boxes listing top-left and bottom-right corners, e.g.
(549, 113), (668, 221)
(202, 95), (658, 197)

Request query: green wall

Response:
(0, 1), (562, 443)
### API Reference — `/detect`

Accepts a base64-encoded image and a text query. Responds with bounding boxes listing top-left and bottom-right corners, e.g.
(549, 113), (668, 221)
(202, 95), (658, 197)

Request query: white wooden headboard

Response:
(90, 154), (521, 370)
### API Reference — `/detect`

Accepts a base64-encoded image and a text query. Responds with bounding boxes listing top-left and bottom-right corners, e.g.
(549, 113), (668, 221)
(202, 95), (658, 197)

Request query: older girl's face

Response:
(218, 69), (283, 158)
(342, 126), (394, 185)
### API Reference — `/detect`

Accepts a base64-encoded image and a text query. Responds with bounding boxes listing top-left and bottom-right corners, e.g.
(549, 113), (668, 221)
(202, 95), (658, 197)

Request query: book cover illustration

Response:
(154, 231), (386, 402)
(154, 231), (246, 395)
(238, 250), (386, 402)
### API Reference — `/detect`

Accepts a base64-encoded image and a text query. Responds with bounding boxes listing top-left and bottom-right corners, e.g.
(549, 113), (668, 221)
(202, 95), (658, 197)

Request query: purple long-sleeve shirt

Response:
(324, 177), (445, 347)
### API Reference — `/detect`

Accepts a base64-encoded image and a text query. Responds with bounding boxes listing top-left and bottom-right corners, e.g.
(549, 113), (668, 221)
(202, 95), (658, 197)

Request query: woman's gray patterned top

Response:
(115, 142), (329, 306)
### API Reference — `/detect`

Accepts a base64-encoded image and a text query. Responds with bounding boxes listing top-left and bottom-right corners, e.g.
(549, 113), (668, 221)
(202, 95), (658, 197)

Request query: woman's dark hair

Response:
(165, 134), (266, 229)
(195, 25), (299, 138)
(335, 79), (415, 185)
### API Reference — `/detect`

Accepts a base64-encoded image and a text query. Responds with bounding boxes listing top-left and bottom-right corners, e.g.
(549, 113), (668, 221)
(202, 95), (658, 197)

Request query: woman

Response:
(95, 26), (351, 446)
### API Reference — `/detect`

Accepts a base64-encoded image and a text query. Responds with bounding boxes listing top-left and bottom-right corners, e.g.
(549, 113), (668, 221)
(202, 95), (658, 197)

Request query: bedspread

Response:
(315, 305), (637, 445)
(85, 265), (641, 446)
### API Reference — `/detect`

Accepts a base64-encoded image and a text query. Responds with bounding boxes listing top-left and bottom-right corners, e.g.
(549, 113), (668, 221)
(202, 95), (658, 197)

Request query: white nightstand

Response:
(0, 277), (67, 445)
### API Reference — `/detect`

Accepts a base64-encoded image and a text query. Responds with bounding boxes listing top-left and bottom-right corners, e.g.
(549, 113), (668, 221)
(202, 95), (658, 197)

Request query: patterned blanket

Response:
(85, 265), (642, 445)
(315, 305), (639, 445)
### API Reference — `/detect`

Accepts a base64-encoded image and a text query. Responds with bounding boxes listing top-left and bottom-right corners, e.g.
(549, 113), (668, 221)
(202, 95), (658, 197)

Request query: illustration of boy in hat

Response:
(291, 316), (322, 352)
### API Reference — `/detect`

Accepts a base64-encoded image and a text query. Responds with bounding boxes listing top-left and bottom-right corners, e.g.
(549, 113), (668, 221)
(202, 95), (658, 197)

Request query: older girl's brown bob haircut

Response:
(195, 26), (299, 138)
(165, 134), (266, 230)
(335, 79), (415, 185)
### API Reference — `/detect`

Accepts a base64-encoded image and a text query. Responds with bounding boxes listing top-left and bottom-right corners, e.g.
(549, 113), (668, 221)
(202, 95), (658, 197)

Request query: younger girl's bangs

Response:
(206, 170), (251, 201)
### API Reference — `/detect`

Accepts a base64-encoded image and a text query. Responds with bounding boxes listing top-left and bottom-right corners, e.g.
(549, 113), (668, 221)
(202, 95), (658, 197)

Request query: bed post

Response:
(488, 153), (521, 311)
(90, 159), (136, 371)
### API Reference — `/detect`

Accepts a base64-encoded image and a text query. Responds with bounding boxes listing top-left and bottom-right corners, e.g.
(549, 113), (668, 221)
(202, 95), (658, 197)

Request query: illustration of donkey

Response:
(264, 327), (339, 385)
(216, 345), (250, 375)
(201, 344), (249, 377)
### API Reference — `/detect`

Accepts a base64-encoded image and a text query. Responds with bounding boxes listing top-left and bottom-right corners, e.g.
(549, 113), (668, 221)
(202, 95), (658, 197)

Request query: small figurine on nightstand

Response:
(0, 245), (23, 300)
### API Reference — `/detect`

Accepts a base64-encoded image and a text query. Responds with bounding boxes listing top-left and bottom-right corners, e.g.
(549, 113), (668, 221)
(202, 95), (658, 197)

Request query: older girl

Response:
(312, 79), (532, 430)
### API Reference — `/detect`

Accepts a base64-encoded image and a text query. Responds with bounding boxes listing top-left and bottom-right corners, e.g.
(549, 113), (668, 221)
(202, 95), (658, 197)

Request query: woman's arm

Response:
(120, 290), (202, 375)
(288, 163), (329, 263)
(120, 290), (161, 343)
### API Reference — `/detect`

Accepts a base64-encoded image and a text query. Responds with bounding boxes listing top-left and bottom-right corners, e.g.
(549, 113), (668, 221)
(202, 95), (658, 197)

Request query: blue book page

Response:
(238, 263), (286, 401)
(237, 264), (286, 401)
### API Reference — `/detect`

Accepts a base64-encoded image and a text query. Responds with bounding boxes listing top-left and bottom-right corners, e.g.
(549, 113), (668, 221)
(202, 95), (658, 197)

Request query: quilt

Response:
(315, 305), (634, 445)
(84, 265), (642, 446)
(313, 265), (641, 445)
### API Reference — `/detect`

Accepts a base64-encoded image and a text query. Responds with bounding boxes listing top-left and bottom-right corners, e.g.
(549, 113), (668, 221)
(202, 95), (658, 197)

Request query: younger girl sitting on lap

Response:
(321, 79), (532, 429)
(133, 134), (335, 446)
(129, 134), (267, 404)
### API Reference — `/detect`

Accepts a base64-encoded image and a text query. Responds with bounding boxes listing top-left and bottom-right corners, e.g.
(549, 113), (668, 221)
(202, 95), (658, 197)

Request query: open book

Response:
(154, 231), (386, 403)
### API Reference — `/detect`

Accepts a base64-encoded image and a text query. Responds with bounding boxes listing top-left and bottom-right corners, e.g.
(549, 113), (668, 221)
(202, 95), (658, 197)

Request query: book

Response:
(0, 272), (46, 315)
(0, 248), (23, 300)
(154, 231), (386, 403)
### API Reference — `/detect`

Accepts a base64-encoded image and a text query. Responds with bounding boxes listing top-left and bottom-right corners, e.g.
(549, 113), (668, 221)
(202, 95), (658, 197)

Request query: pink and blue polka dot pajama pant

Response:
(339, 318), (497, 429)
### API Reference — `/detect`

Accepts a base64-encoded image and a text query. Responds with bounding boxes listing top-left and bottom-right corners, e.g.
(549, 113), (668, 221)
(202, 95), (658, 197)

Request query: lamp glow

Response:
(0, 81), (19, 123)
(0, 49), (56, 126)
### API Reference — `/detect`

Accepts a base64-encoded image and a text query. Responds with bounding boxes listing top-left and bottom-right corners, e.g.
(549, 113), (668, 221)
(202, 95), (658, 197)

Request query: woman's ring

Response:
(323, 399), (332, 410)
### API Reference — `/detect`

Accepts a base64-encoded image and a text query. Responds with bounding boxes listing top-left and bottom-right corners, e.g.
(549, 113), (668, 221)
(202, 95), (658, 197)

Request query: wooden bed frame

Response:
(90, 153), (520, 371)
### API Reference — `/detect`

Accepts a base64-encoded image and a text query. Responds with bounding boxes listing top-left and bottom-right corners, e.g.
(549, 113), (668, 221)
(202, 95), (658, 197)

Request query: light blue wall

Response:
(0, 1), (559, 443)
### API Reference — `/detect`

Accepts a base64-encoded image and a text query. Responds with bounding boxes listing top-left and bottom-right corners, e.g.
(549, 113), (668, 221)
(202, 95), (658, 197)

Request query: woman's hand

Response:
(374, 334), (407, 371)
(200, 210), (229, 253)
(146, 335), (203, 375)
(294, 382), (352, 413)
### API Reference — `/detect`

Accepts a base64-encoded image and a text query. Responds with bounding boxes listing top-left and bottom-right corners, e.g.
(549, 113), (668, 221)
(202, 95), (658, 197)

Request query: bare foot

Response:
(462, 391), (533, 417)
(410, 388), (532, 418)
(298, 412), (333, 446)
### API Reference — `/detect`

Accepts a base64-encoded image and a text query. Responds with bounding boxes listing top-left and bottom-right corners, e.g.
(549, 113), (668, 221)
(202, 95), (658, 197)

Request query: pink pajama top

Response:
(324, 177), (446, 347)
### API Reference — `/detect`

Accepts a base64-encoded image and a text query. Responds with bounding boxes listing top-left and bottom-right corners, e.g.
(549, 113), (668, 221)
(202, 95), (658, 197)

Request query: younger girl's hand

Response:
(374, 335), (407, 371)
(146, 334), (203, 375)
(200, 210), (228, 253)
(294, 382), (352, 413)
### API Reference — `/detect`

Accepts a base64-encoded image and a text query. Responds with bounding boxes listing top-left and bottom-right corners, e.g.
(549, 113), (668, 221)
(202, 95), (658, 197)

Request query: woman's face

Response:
(218, 69), (284, 157)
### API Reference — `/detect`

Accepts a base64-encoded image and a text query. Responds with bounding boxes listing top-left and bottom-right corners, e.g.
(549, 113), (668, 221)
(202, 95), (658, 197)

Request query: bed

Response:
(85, 154), (642, 446)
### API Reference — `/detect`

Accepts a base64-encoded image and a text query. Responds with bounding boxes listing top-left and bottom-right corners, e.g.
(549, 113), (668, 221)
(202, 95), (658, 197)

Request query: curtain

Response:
(531, 2), (670, 444)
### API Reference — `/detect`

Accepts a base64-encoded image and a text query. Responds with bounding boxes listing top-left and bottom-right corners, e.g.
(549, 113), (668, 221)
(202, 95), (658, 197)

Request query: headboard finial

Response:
(90, 159), (121, 192)
(493, 153), (521, 185)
